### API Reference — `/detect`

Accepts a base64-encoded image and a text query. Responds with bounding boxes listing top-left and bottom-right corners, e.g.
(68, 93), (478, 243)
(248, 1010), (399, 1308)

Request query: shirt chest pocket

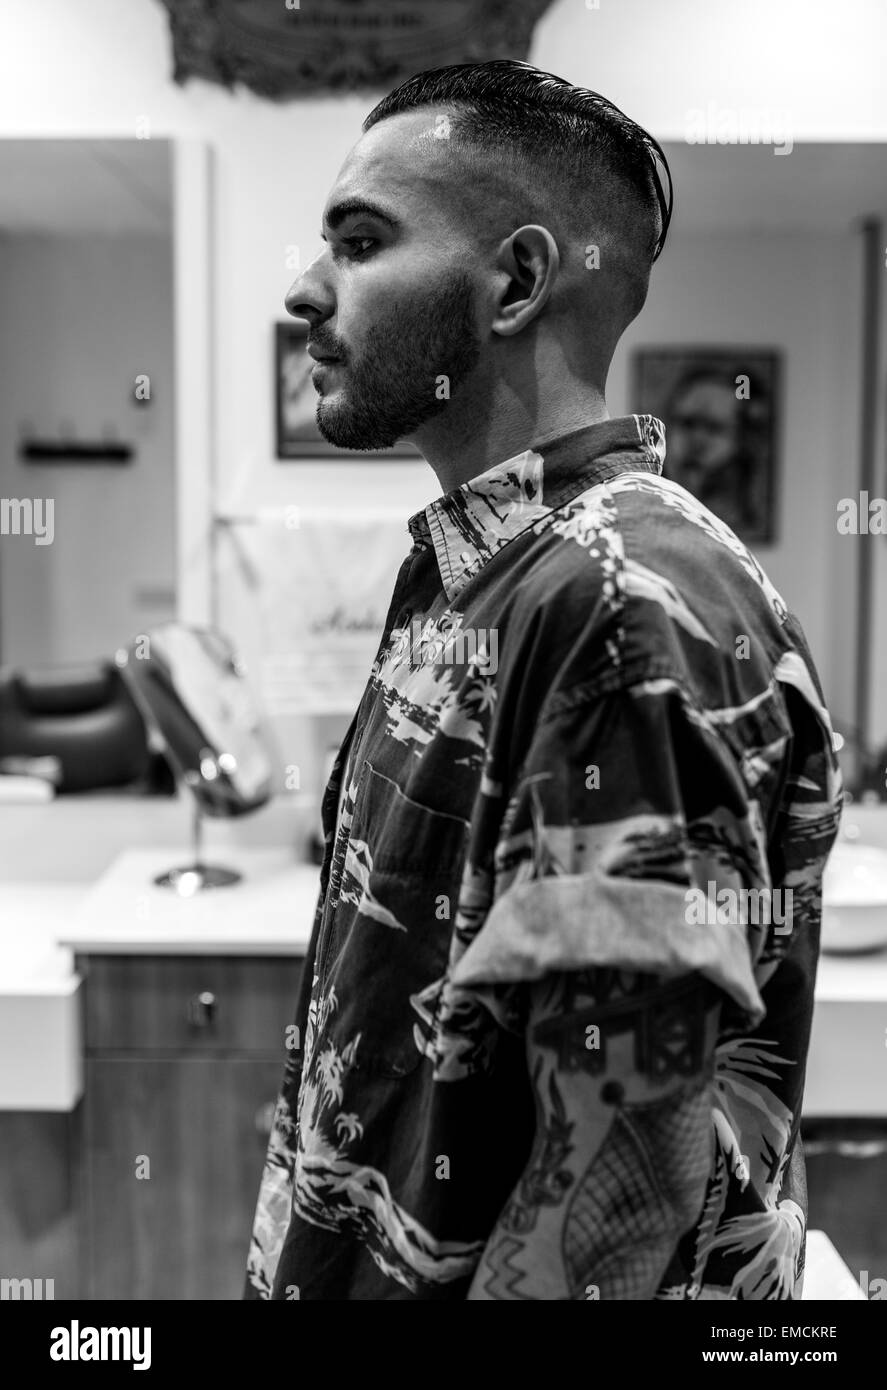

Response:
(317, 760), (470, 1078)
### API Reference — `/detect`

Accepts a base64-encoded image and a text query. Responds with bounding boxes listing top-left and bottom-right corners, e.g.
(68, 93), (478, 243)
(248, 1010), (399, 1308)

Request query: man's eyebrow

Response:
(322, 197), (400, 234)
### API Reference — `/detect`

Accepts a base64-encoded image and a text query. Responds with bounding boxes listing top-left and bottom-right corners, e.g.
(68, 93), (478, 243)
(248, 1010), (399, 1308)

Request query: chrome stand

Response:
(154, 804), (242, 893)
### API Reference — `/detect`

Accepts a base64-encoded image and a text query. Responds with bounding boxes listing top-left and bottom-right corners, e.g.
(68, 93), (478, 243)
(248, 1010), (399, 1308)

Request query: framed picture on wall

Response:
(631, 347), (781, 545)
(274, 321), (420, 460)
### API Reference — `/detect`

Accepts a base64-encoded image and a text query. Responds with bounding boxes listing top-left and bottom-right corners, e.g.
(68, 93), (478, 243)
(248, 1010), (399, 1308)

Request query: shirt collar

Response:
(408, 414), (666, 602)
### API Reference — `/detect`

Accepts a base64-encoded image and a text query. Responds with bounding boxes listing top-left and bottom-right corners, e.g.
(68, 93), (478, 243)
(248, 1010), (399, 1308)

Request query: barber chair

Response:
(0, 659), (151, 792)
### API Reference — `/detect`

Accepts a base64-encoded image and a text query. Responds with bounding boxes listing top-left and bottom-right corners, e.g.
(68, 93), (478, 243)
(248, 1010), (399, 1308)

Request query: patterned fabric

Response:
(244, 414), (842, 1301)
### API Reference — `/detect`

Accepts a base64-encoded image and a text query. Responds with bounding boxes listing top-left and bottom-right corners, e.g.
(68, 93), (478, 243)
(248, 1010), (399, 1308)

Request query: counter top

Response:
(59, 848), (319, 956)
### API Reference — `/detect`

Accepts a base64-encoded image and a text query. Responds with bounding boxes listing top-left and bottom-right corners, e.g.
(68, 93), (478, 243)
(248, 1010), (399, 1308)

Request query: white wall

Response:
(0, 233), (175, 666)
(611, 230), (863, 728)
(0, 0), (884, 766)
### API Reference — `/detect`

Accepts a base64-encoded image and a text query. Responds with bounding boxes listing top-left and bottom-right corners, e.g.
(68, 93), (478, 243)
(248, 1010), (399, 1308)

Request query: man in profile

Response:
(246, 59), (841, 1301)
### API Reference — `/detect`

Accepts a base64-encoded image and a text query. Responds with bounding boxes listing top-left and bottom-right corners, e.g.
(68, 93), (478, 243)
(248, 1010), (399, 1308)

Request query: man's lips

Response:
(310, 357), (343, 390)
(307, 344), (342, 364)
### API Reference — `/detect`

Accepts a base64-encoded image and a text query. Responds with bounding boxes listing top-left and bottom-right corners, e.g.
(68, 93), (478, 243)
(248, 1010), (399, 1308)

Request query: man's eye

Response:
(342, 236), (376, 259)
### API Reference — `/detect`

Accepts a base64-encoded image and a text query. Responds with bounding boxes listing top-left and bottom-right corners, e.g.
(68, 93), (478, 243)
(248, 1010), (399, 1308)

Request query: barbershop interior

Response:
(1, 1), (886, 1305)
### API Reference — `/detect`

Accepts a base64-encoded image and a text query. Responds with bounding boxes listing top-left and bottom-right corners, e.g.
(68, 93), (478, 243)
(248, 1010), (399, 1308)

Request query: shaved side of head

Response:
(363, 60), (671, 360)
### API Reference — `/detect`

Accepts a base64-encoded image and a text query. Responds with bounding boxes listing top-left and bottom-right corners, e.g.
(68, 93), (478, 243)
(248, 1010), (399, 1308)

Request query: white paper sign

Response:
(218, 511), (410, 714)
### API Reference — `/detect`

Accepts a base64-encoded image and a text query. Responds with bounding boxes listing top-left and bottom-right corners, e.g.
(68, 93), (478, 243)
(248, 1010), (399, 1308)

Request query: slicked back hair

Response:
(363, 59), (673, 328)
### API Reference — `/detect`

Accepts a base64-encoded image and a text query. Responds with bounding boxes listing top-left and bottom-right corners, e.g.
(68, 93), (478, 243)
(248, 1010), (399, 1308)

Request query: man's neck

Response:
(412, 380), (610, 495)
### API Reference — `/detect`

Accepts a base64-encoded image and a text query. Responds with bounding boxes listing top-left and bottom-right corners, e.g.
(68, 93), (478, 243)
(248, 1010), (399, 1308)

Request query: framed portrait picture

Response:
(632, 347), (781, 545)
(274, 321), (420, 460)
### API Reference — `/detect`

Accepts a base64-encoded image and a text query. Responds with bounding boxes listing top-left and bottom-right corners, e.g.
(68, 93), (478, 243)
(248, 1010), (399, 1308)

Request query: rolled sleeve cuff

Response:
(450, 872), (765, 1025)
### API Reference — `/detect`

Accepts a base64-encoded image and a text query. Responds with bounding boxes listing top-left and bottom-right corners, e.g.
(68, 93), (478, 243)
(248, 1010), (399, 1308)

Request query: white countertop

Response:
(802, 1231), (867, 1300)
(57, 847), (320, 956)
(1, 883), (85, 989)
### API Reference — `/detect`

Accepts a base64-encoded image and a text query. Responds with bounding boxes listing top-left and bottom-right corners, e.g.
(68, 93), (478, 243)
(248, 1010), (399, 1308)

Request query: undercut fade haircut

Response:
(364, 59), (673, 319)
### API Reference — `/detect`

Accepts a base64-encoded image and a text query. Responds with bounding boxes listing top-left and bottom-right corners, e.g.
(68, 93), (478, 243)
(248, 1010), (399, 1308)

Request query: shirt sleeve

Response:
(450, 676), (766, 1026)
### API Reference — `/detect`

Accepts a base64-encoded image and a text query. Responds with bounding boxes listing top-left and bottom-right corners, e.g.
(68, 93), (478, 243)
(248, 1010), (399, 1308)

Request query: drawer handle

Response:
(255, 1101), (277, 1137)
(186, 991), (217, 1028)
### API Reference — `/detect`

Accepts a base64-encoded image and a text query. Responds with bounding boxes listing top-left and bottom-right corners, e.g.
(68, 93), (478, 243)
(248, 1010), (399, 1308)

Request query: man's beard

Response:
(315, 270), (481, 451)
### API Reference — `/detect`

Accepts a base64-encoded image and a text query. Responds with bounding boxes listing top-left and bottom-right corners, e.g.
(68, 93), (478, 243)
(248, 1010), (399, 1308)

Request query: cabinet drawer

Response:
(79, 954), (303, 1054)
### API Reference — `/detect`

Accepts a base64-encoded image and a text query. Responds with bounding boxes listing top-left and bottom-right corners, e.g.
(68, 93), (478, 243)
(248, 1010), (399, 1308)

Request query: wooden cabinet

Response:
(77, 952), (302, 1301)
(82, 956), (299, 1055)
(0, 1108), (82, 1299)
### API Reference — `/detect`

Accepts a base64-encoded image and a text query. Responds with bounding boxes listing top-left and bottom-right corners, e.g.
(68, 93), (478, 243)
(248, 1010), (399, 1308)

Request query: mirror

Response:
(0, 138), (176, 669)
(116, 622), (274, 890)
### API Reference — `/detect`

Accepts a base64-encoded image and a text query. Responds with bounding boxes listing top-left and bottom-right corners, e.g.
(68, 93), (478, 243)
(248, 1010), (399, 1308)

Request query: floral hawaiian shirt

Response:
(245, 413), (842, 1301)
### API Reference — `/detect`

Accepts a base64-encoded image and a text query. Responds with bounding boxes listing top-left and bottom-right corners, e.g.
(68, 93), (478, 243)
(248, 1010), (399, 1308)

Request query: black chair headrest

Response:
(13, 662), (115, 715)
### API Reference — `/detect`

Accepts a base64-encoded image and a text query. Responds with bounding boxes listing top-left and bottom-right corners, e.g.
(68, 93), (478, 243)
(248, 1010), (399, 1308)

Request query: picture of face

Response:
(633, 350), (780, 545)
(278, 327), (321, 449)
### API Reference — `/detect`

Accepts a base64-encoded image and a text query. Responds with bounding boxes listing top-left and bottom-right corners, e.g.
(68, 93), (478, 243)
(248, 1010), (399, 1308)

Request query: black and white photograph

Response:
(633, 347), (781, 544)
(1, 0), (886, 1358)
(276, 318), (333, 458)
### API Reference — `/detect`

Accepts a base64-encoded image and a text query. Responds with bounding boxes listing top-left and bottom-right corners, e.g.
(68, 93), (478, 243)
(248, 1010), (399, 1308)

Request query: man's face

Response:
(285, 111), (484, 451)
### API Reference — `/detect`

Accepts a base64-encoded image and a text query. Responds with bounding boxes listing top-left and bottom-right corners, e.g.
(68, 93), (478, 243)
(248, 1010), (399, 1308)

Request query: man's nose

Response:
(285, 249), (333, 322)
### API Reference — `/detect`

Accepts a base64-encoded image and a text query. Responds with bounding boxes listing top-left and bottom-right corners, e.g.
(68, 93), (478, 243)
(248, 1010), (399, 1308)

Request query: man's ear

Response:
(491, 224), (559, 338)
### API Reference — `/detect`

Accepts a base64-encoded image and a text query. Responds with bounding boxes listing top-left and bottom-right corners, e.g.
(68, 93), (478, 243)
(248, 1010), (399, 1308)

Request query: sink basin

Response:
(821, 841), (887, 954)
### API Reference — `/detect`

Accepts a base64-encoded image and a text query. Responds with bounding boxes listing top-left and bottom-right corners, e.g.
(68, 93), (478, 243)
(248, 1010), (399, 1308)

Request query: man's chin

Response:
(312, 414), (394, 453)
(316, 404), (401, 452)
